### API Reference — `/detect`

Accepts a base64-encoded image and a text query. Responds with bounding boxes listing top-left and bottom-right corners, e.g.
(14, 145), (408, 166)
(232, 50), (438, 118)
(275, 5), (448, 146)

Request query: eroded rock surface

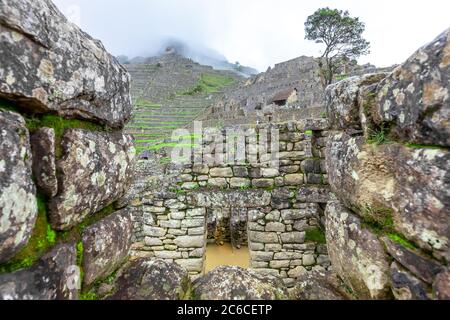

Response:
(0, 243), (79, 300)
(326, 132), (450, 256)
(291, 270), (351, 300)
(325, 201), (391, 299)
(193, 266), (289, 300)
(0, 0), (132, 128)
(372, 28), (450, 147)
(30, 127), (58, 197)
(82, 209), (133, 287)
(108, 259), (191, 300)
(0, 110), (37, 263)
(48, 129), (136, 230)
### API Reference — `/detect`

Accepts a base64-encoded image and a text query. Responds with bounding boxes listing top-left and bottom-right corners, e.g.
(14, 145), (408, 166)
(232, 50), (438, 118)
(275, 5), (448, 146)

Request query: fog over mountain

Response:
(53, 0), (450, 72)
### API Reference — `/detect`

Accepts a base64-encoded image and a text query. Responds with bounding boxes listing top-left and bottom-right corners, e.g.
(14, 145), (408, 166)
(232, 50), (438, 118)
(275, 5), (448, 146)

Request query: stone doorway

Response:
(204, 208), (250, 273)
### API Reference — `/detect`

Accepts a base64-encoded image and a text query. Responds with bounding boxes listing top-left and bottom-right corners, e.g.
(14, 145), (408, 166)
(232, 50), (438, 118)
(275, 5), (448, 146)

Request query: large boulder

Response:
(0, 109), (37, 263)
(48, 129), (136, 230)
(326, 132), (450, 257)
(108, 259), (191, 300)
(372, 28), (450, 147)
(81, 209), (133, 287)
(192, 266), (289, 300)
(325, 201), (391, 299)
(0, 0), (132, 128)
(0, 243), (79, 300)
(290, 270), (352, 300)
(325, 73), (387, 131)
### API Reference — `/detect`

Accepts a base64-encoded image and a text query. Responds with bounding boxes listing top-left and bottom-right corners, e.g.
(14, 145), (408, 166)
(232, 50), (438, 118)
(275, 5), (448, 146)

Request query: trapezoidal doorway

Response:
(204, 207), (250, 273)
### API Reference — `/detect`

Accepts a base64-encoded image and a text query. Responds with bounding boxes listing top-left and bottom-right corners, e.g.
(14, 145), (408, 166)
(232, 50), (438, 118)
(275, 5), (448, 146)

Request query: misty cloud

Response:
(53, 0), (450, 71)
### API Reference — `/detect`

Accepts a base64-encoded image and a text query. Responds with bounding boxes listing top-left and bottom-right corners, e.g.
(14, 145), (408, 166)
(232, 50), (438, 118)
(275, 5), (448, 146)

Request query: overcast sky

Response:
(53, 0), (450, 72)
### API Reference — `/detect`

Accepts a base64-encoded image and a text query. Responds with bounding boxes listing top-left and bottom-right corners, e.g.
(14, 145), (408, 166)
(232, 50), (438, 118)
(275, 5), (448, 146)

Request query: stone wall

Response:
(323, 28), (450, 300)
(129, 118), (333, 286)
(0, 0), (136, 300)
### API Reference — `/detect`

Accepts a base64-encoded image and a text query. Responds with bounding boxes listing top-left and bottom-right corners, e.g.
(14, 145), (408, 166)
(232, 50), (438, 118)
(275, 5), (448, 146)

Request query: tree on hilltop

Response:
(305, 7), (370, 86)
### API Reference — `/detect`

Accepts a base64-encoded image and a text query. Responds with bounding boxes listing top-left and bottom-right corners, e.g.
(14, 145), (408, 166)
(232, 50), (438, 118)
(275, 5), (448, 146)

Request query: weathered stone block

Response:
(109, 259), (191, 300)
(82, 209), (133, 287)
(229, 178), (250, 188)
(181, 219), (204, 228)
(372, 28), (450, 147)
(0, 243), (78, 300)
(30, 127), (58, 197)
(175, 258), (203, 272)
(270, 260), (290, 269)
(280, 232), (305, 244)
(208, 178), (228, 188)
(154, 251), (182, 259)
(249, 231), (279, 244)
(325, 201), (391, 299)
(143, 226), (166, 237)
(48, 130), (135, 230)
(210, 167), (233, 178)
(326, 132), (450, 255)
(325, 73), (387, 130)
(0, 110), (37, 263)
(252, 178), (274, 188)
(174, 236), (204, 248)
(250, 251), (274, 262)
(160, 220), (181, 229)
(265, 222), (286, 232)
(0, 0), (132, 128)
(284, 174), (304, 186)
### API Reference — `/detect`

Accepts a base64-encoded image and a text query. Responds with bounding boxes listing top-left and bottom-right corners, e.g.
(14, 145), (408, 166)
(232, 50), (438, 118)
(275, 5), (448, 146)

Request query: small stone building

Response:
(270, 88), (299, 106)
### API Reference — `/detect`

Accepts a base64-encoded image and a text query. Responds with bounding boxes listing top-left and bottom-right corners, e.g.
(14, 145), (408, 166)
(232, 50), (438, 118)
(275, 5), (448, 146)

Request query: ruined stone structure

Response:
(127, 119), (332, 287)
(0, 0), (448, 301)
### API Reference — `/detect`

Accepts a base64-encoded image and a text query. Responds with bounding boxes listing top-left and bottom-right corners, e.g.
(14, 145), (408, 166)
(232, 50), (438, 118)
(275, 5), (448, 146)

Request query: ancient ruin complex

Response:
(0, 0), (449, 300)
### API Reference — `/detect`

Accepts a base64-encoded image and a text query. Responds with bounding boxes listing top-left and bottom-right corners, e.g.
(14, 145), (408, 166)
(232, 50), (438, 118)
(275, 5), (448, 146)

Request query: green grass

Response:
(367, 124), (390, 145)
(182, 73), (235, 96)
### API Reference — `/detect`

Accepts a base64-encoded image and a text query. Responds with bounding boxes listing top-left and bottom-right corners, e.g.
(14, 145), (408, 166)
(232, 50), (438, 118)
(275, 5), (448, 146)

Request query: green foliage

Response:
(367, 124), (390, 145)
(79, 290), (98, 300)
(304, 7), (370, 86)
(305, 130), (313, 136)
(320, 111), (327, 118)
(305, 228), (327, 244)
(361, 204), (394, 233)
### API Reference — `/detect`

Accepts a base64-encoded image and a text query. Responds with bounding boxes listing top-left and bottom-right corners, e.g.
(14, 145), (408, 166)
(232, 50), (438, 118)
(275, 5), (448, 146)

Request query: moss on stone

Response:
(305, 228), (327, 244)
(386, 233), (418, 250)
(26, 114), (106, 159)
(0, 194), (57, 274)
